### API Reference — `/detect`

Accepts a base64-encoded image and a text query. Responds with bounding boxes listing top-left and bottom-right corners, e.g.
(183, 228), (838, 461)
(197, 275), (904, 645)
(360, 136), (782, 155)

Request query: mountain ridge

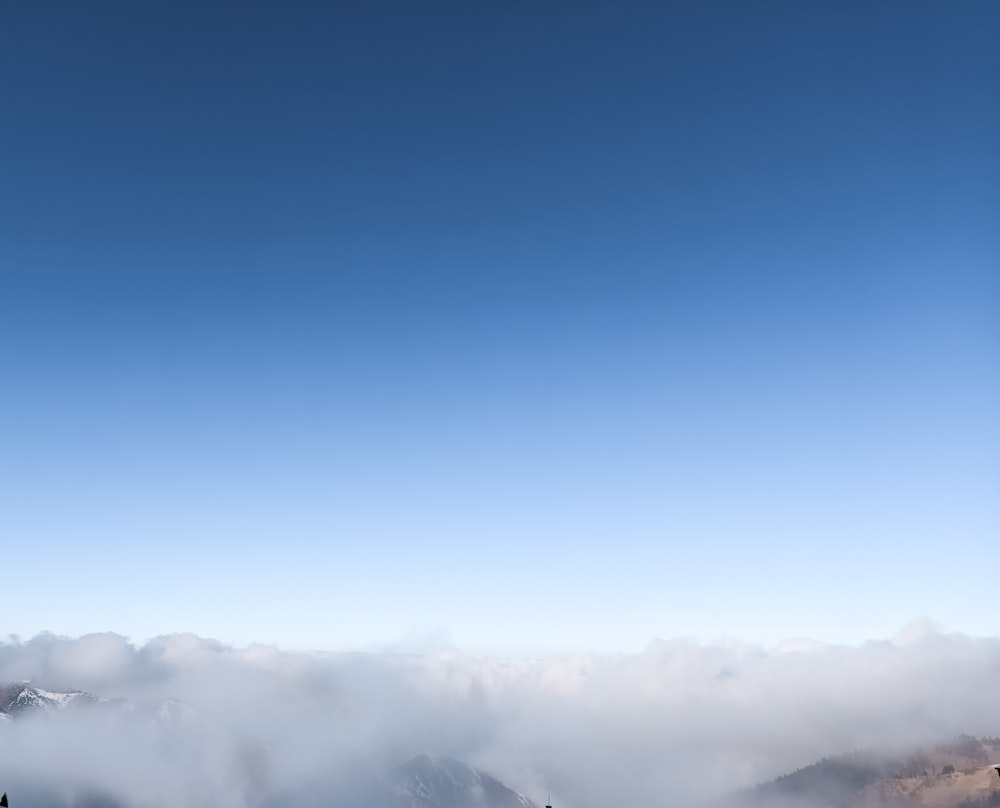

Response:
(0, 682), (194, 726)
(384, 754), (535, 808)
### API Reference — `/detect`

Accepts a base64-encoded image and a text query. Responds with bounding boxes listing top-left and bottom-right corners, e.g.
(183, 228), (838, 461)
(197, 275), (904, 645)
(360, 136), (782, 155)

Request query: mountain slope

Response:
(0, 683), (100, 716)
(849, 766), (1000, 808)
(744, 737), (1000, 808)
(0, 682), (194, 727)
(385, 756), (535, 808)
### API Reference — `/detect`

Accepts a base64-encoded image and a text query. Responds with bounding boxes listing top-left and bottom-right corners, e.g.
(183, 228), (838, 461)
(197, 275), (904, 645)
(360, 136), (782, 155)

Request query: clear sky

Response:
(1, 2), (997, 654)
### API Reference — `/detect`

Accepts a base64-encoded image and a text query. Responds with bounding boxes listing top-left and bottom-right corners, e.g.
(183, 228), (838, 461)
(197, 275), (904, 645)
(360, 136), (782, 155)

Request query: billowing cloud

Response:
(1, 626), (999, 808)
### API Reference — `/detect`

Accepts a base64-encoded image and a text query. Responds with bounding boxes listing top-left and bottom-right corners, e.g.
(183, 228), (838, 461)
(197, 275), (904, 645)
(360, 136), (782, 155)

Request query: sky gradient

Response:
(2, 2), (998, 653)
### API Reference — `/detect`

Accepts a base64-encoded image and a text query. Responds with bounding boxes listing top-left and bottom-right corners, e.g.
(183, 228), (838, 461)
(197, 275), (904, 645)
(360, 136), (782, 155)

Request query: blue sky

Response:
(1, 2), (997, 653)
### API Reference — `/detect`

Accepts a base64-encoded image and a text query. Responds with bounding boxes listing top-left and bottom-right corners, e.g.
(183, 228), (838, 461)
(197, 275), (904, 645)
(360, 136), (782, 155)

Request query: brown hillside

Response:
(848, 765), (1000, 808)
(744, 737), (1000, 808)
(845, 736), (1000, 808)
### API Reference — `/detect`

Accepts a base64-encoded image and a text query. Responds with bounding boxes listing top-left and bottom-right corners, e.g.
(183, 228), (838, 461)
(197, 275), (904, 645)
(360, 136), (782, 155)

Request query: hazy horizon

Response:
(0, 617), (986, 658)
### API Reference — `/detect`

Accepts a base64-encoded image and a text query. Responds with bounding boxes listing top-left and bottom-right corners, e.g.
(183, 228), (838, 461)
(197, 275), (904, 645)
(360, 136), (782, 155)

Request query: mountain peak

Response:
(0, 682), (197, 730)
(0, 682), (97, 716)
(388, 755), (535, 808)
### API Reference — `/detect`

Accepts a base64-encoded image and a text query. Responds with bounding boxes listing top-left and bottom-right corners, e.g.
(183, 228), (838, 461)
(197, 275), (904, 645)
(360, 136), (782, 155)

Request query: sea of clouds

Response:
(1, 624), (999, 808)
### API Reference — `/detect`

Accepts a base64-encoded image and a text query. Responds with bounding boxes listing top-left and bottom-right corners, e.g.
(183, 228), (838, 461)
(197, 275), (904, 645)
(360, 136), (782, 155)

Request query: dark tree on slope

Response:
(1, 791), (8, 807)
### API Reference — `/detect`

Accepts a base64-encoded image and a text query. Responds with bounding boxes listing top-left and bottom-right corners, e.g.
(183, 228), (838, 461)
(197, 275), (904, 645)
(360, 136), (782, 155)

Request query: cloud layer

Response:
(1, 626), (999, 808)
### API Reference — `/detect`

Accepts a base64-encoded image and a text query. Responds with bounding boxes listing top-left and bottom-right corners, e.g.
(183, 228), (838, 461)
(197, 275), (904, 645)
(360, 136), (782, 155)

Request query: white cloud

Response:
(1, 627), (998, 808)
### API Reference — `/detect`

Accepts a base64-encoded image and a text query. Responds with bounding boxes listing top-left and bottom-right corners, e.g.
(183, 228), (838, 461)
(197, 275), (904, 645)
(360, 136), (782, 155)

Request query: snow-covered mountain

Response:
(0, 682), (194, 726)
(0, 682), (102, 716)
(383, 755), (536, 808)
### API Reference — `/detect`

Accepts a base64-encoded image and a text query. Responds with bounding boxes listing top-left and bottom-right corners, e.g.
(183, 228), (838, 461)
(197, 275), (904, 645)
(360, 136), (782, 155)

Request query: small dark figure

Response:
(1, 791), (8, 807)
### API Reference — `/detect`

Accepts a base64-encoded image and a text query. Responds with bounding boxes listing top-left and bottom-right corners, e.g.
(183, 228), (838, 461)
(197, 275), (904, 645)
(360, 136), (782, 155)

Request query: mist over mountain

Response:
(1, 628), (999, 808)
(278, 755), (536, 808)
